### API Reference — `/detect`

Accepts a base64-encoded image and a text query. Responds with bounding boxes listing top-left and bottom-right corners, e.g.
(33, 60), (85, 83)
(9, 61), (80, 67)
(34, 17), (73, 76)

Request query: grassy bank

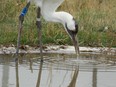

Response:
(0, 0), (116, 47)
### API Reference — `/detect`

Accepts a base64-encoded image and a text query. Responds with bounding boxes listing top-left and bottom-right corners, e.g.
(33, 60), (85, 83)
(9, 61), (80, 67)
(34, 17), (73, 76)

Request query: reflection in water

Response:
(15, 60), (19, 87)
(68, 68), (79, 87)
(0, 53), (116, 87)
(36, 61), (43, 87)
(93, 68), (97, 87)
(2, 63), (9, 87)
(29, 58), (33, 73)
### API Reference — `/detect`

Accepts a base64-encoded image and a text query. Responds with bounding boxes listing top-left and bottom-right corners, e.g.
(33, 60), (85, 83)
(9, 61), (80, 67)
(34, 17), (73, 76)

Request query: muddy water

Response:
(0, 53), (116, 87)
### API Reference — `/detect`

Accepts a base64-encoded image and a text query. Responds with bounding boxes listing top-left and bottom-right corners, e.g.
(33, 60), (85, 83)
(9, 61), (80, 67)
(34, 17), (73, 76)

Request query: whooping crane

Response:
(16, 0), (79, 59)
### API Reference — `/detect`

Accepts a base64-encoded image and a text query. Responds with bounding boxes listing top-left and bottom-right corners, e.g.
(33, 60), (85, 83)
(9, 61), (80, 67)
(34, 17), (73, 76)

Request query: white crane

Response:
(16, 0), (79, 61)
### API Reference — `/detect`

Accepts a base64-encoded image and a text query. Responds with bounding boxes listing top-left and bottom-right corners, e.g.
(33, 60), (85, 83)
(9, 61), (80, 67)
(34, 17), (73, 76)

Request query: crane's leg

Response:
(15, 2), (30, 61)
(36, 7), (43, 62)
(15, 2), (30, 87)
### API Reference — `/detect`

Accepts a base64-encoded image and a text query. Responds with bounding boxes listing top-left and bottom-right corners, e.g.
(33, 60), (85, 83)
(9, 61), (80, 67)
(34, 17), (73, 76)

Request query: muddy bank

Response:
(0, 45), (116, 55)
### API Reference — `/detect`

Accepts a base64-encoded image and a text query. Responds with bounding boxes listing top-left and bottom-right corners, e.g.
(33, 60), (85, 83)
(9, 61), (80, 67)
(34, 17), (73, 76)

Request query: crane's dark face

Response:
(65, 19), (79, 54)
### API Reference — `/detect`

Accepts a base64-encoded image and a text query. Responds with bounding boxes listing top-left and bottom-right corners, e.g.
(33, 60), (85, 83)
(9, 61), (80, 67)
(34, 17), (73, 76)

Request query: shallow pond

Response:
(0, 53), (116, 87)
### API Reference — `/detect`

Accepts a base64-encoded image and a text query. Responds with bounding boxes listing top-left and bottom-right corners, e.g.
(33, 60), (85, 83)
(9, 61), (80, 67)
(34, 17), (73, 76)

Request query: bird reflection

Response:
(15, 60), (19, 87)
(68, 68), (79, 87)
(36, 61), (43, 87)
(29, 58), (33, 73)
(92, 68), (97, 87)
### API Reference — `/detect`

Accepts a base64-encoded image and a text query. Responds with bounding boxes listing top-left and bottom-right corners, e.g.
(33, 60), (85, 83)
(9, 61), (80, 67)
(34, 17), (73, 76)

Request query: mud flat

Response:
(0, 45), (116, 55)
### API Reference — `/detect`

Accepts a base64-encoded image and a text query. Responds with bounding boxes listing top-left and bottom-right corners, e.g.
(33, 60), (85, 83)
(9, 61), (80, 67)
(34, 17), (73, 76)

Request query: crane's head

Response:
(64, 18), (79, 54)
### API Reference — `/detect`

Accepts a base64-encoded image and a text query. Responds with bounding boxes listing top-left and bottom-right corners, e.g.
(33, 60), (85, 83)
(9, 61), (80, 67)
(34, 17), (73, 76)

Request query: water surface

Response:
(0, 53), (116, 87)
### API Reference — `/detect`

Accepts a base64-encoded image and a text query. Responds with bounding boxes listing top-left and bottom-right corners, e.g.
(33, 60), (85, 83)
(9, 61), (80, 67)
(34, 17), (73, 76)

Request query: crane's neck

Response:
(53, 11), (73, 23)
(43, 11), (73, 26)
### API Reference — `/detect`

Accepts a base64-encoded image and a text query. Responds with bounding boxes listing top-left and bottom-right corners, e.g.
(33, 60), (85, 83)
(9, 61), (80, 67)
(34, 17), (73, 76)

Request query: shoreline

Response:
(0, 45), (116, 55)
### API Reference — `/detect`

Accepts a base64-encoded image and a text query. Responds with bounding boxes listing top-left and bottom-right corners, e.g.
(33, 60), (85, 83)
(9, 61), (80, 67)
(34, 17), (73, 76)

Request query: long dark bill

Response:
(71, 34), (80, 54)
(65, 23), (80, 54)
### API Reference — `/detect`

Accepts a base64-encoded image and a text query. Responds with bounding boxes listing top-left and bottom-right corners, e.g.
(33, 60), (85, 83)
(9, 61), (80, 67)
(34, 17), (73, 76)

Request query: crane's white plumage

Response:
(27, 0), (79, 54)
(28, 0), (76, 31)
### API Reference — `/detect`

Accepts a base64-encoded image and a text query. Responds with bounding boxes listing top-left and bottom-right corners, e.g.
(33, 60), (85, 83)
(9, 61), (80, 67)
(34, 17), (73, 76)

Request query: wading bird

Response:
(16, 0), (79, 60)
